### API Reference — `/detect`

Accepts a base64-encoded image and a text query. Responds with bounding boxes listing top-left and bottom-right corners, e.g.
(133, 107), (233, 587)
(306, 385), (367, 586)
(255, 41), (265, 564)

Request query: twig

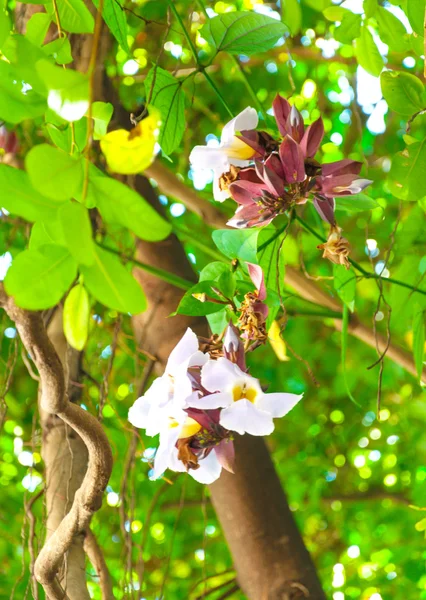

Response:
(84, 529), (115, 600)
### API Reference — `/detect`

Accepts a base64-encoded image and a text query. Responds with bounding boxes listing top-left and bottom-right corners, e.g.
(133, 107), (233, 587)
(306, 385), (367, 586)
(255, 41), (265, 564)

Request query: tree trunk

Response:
(130, 178), (326, 600)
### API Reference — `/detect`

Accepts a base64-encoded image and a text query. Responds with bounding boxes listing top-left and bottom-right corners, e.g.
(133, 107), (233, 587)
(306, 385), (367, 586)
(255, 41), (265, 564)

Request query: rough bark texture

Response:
(210, 435), (326, 599)
(0, 289), (113, 600)
(130, 179), (326, 599)
(41, 311), (90, 599)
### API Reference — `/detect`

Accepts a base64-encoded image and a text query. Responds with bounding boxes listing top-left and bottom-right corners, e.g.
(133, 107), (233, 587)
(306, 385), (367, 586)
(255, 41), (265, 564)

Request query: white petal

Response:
(189, 450), (222, 484)
(187, 350), (208, 368)
(128, 395), (151, 429)
(213, 174), (230, 202)
(168, 447), (186, 473)
(219, 400), (275, 436)
(187, 391), (232, 409)
(167, 328), (199, 373)
(172, 372), (194, 407)
(256, 392), (303, 418)
(201, 357), (243, 392)
(189, 145), (229, 170)
(220, 107), (258, 145)
(152, 426), (181, 479)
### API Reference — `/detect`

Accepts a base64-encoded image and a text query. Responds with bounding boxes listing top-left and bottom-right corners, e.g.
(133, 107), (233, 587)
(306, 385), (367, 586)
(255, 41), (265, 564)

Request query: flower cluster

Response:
(190, 96), (372, 268)
(128, 324), (302, 484)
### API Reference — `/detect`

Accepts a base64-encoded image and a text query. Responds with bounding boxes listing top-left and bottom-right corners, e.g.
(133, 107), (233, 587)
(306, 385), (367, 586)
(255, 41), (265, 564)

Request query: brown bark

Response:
(130, 179), (326, 599)
(0, 289), (113, 600)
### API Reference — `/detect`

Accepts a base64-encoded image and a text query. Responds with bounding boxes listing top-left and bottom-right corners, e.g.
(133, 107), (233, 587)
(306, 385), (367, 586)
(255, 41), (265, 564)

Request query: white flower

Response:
(128, 328), (207, 436)
(152, 412), (222, 484)
(189, 357), (303, 436)
(189, 107), (259, 202)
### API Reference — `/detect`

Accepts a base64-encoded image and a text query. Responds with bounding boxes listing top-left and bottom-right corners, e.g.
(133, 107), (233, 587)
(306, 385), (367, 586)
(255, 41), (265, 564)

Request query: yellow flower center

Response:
(225, 137), (256, 160)
(169, 416), (202, 439)
(232, 384), (258, 403)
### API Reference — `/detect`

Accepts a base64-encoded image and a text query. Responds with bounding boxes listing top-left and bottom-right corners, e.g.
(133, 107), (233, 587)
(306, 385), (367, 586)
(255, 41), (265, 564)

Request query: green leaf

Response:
(323, 6), (346, 20)
(199, 262), (236, 299)
(0, 7), (10, 49)
(43, 37), (73, 64)
(80, 246), (147, 314)
(86, 172), (172, 241)
(4, 245), (77, 309)
(0, 165), (64, 222)
(92, 101), (114, 140)
(46, 0), (94, 33)
(363, 0), (377, 18)
(407, 0), (425, 36)
(341, 303), (359, 406)
(59, 201), (95, 266)
(334, 12), (362, 44)
(25, 12), (51, 46)
(26, 144), (84, 201)
(415, 517), (426, 532)
(93, 0), (129, 52)
(207, 308), (230, 335)
(257, 228), (286, 294)
(63, 283), (90, 350)
(375, 7), (409, 52)
(334, 264), (356, 312)
(212, 229), (259, 263)
(36, 59), (89, 122)
(380, 70), (425, 116)
(355, 26), (384, 77)
(200, 11), (288, 55)
(282, 0), (302, 36)
(413, 305), (425, 380)
(389, 138), (426, 201)
(2, 34), (48, 94)
(29, 221), (63, 249)
(144, 67), (185, 156)
(0, 61), (46, 123)
(335, 194), (379, 213)
(175, 281), (226, 316)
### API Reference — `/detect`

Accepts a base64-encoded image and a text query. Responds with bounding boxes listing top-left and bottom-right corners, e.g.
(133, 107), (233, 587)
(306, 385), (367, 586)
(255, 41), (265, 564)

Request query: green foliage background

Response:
(0, 0), (426, 598)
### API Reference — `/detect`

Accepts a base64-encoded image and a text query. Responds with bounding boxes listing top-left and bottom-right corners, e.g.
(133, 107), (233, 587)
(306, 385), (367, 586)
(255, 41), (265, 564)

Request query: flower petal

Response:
(227, 203), (275, 229)
(272, 94), (291, 136)
(187, 391), (232, 409)
(221, 107), (258, 145)
(300, 117), (324, 158)
(256, 392), (303, 418)
(286, 105), (305, 142)
(279, 135), (305, 183)
(189, 145), (229, 171)
(152, 426), (181, 479)
(213, 174), (230, 202)
(313, 196), (336, 225)
(189, 450), (222, 484)
(128, 395), (151, 429)
(321, 159), (362, 177)
(201, 357), (243, 392)
(229, 180), (266, 205)
(167, 328), (199, 373)
(214, 440), (235, 473)
(220, 400), (275, 435)
(247, 262), (267, 300)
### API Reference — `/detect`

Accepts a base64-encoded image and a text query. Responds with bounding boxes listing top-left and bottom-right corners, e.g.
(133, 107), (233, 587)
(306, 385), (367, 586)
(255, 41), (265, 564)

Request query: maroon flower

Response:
(0, 126), (19, 156)
(226, 95), (372, 229)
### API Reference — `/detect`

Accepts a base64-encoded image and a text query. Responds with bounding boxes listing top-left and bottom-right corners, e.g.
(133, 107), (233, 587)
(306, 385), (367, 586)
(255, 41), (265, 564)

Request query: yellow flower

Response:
(100, 109), (160, 174)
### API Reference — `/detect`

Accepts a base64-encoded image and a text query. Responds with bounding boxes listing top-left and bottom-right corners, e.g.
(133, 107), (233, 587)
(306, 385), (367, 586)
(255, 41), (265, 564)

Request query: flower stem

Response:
(295, 214), (426, 298)
(96, 243), (193, 291)
(202, 69), (234, 118)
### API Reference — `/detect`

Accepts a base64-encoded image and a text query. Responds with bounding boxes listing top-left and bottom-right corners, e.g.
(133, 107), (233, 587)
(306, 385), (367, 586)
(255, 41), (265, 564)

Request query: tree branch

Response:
(0, 285), (113, 600)
(83, 529), (115, 600)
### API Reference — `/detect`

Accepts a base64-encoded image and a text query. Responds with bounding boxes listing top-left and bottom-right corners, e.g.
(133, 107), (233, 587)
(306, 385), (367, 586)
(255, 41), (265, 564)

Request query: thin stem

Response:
(232, 57), (266, 119)
(168, 1), (199, 63)
(82, 0), (105, 201)
(96, 243), (193, 291)
(202, 69), (234, 118)
(295, 215), (426, 297)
